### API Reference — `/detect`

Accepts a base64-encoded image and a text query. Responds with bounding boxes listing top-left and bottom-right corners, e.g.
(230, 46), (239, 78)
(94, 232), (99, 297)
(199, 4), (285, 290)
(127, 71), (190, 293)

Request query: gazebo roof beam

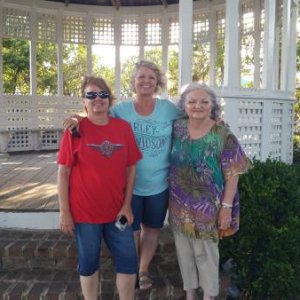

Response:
(111, 0), (121, 10)
(160, 0), (168, 7)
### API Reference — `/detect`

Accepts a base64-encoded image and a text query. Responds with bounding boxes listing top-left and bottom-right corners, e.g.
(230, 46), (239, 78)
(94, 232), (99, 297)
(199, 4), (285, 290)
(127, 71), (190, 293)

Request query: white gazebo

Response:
(0, 0), (298, 163)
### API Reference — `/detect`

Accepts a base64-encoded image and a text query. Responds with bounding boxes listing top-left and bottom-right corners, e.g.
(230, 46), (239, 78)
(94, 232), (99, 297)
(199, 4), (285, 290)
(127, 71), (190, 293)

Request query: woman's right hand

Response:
(63, 115), (81, 132)
(59, 210), (75, 236)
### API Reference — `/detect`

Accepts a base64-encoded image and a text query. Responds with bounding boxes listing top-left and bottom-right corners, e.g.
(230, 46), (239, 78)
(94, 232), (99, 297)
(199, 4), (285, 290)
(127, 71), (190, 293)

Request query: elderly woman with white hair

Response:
(168, 83), (250, 300)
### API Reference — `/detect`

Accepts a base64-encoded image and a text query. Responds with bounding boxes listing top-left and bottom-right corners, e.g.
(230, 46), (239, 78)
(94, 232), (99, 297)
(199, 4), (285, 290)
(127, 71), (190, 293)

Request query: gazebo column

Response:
(260, 0), (276, 161)
(208, 1), (217, 87)
(57, 10), (64, 97)
(282, 0), (298, 92)
(224, 0), (240, 88)
(114, 15), (121, 98)
(262, 0), (276, 90)
(29, 8), (37, 96)
(222, 0), (240, 134)
(0, 0), (3, 94)
(86, 14), (93, 75)
(253, 0), (262, 88)
(178, 0), (193, 89)
(280, 0), (292, 91)
(280, 0), (297, 163)
(139, 15), (145, 60)
(161, 14), (169, 98)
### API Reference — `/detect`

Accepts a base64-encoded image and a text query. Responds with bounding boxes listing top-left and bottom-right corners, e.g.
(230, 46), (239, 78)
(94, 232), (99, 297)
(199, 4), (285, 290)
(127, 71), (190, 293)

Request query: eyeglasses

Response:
(84, 91), (110, 100)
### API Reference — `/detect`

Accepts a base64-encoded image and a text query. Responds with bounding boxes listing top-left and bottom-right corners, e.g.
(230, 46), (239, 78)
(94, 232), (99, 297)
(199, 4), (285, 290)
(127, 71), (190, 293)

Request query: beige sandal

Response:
(139, 272), (153, 291)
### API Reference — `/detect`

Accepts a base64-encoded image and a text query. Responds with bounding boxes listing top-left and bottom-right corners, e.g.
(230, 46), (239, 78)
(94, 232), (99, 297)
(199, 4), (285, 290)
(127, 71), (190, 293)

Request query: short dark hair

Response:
(81, 76), (115, 108)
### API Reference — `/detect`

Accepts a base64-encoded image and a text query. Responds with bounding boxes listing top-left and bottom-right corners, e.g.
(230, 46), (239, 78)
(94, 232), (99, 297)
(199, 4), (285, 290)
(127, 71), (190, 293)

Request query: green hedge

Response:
(220, 159), (300, 300)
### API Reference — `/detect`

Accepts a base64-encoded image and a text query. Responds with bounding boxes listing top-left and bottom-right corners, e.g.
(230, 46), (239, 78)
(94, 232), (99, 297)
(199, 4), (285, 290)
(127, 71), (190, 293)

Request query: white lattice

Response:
(40, 130), (62, 150)
(3, 8), (30, 39)
(216, 9), (225, 40)
(7, 131), (33, 151)
(237, 100), (263, 159)
(93, 17), (114, 45)
(121, 19), (139, 45)
(169, 16), (178, 45)
(193, 13), (209, 43)
(145, 18), (161, 45)
(37, 13), (57, 42)
(2, 97), (34, 131)
(269, 102), (283, 160)
(64, 16), (86, 44)
(242, 1), (255, 35)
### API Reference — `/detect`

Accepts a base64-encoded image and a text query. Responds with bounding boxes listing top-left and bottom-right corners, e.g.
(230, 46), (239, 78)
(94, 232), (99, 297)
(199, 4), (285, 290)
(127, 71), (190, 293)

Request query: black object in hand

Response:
(71, 127), (80, 138)
(115, 215), (128, 231)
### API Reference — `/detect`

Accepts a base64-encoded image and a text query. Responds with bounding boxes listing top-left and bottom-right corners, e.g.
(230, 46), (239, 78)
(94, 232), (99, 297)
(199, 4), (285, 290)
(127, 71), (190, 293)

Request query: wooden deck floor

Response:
(0, 151), (58, 211)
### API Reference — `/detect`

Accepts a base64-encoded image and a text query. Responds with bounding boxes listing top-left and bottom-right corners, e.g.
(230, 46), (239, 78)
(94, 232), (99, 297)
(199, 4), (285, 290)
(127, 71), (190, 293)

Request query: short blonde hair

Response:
(131, 60), (167, 94)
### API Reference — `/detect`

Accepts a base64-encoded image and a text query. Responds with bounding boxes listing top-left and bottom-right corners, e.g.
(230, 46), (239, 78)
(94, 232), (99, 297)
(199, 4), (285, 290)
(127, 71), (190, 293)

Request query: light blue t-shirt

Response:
(110, 98), (183, 196)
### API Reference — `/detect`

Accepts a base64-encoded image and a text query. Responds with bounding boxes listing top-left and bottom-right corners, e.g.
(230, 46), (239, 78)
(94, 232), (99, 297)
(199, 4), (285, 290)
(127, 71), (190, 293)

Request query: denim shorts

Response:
(74, 222), (138, 276)
(131, 188), (169, 231)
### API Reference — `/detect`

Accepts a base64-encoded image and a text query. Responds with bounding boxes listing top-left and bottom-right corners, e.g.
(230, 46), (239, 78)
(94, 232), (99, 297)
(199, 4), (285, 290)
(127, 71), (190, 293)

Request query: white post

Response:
(281, 102), (293, 163)
(262, 0), (276, 90)
(161, 13), (169, 98)
(224, 0), (240, 88)
(57, 10), (64, 97)
(86, 13), (93, 75)
(280, 0), (291, 91)
(139, 15), (145, 60)
(178, 0), (193, 89)
(253, 0), (262, 88)
(208, 2), (217, 87)
(30, 7), (37, 96)
(0, 0), (3, 94)
(114, 13), (121, 98)
(286, 1), (298, 92)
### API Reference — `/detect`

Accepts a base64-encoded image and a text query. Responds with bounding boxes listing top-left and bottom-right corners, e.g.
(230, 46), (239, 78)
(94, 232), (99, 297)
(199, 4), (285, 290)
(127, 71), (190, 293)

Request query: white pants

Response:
(173, 231), (219, 297)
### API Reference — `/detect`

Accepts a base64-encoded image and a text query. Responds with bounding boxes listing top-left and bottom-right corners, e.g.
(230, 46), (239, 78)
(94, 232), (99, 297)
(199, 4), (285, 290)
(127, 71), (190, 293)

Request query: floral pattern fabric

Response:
(169, 118), (251, 241)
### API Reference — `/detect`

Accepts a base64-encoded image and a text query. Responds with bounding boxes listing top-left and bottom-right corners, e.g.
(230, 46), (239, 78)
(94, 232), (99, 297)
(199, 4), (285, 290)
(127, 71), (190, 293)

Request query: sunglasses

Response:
(84, 91), (110, 100)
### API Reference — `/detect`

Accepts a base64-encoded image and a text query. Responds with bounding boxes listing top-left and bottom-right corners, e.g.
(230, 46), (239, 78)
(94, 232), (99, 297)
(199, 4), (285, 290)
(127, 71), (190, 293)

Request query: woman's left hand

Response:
(118, 204), (134, 225)
(218, 207), (232, 230)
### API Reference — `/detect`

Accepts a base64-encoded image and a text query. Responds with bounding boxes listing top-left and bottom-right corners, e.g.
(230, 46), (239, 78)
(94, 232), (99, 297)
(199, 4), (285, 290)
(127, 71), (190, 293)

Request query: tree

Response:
(3, 38), (30, 95)
(36, 42), (58, 95)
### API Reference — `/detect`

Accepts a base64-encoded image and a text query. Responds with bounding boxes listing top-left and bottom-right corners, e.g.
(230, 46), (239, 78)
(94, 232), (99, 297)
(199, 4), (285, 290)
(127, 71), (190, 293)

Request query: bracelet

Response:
(222, 202), (233, 209)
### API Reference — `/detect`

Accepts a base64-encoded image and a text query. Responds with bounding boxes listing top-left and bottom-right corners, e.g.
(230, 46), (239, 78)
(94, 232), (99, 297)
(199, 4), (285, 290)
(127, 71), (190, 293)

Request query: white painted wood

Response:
(114, 13), (121, 98)
(161, 12), (169, 98)
(262, 0), (276, 90)
(287, 1), (298, 92)
(30, 7), (37, 96)
(57, 10), (64, 97)
(139, 14), (145, 60)
(224, 0), (240, 88)
(280, 0), (291, 91)
(86, 13), (93, 75)
(178, 0), (193, 88)
(0, 0), (3, 94)
(260, 100), (273, 160)
(253, 0), (262, 88)
(0, 212), (59, 229)
(208, 2), (217, 87)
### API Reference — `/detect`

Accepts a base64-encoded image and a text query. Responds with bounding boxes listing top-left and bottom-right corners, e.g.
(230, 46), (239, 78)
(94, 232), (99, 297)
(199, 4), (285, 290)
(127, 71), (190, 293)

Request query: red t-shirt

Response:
(57, 117), (142, 223)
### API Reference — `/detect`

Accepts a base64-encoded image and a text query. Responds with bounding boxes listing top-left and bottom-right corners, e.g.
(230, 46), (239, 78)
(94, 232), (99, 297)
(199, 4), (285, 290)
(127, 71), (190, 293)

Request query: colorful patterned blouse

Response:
(169, 118), (251, 241)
